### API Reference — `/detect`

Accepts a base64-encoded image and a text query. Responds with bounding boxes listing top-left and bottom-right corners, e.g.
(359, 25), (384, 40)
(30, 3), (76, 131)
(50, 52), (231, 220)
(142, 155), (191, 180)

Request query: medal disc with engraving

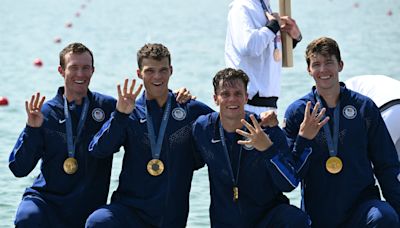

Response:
(63, 157), (78, 174)
(273, 48), (282, 62)
(326, 156), (343, 174)
(147, 159), (164, 176)
(233, 186), (239, 202)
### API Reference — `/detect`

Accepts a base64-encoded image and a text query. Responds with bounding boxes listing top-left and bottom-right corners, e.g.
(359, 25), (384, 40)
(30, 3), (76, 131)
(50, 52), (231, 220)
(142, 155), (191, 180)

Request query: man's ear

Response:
(213, 94), (219, 106)
(58, 66), (64, 77)
(307, 66), (312, 76)
(137, 69), (142, 79)
(338, 61), (344, 72)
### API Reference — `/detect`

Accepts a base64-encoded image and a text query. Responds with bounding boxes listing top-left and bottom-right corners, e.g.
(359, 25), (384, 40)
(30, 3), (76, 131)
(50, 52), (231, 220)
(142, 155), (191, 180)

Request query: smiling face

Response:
(307, 53), (343, 93)
(214, 79), (248, 121)
(137, 57), (172, 105)
(305, 37), (343, 96)
(58, 51), (94, 103)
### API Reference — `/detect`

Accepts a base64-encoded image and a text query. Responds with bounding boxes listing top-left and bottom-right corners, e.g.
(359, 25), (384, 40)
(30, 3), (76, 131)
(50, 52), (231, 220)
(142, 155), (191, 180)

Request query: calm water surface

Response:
(1, 0), (399, 227)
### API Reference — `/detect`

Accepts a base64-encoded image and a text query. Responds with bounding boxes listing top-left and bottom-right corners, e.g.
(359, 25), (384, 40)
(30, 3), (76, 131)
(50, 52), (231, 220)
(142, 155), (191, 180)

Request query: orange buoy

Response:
(0, 96), (9, 106)
(65, 22), (73, 28)
(33, 58), (43, 67)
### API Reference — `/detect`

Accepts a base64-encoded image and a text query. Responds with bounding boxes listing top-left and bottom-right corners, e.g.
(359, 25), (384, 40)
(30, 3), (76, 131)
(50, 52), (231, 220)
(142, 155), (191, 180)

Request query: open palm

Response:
(116, 78), (143, 114)
(25, 92), (46, 127)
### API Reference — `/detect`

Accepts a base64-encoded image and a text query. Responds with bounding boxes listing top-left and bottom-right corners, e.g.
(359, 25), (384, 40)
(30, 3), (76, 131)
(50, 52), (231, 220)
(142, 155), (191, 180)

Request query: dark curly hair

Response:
(213, 68), (249, 94)
(137, 43), (171, 69)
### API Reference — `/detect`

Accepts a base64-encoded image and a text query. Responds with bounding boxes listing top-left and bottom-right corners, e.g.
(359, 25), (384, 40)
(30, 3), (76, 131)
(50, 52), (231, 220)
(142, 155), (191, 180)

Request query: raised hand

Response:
(236, 114), (273, 152)
(116, 79), (143, 114)
(299, 101), (329, 140)
(174, 87), (196, 104)
(260, 110), (279, 127)
(25, 92), (46, 128)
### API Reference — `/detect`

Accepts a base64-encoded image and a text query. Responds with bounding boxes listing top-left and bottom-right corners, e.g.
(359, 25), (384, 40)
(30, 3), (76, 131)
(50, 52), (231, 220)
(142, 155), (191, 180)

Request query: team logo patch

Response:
(172, 107), (186, 121)
(92, 108), (105, 122)
(342, 105), (357, 119)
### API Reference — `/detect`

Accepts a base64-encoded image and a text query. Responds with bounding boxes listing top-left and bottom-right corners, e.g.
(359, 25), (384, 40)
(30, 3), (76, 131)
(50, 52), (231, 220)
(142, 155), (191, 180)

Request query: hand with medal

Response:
(174, 87), (196, 104)
(299, 101), (330, 140)
(260, 110), (279, 127)
(25, 92), (46, 128)
(116, 79), (143, 114)
(236, 114), (273, 152)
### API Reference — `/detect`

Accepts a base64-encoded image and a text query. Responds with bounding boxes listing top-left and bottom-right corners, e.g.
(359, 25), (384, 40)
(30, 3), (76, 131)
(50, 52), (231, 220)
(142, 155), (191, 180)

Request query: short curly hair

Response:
(213, 68), (249, 94)
(137, 43), (171, 69)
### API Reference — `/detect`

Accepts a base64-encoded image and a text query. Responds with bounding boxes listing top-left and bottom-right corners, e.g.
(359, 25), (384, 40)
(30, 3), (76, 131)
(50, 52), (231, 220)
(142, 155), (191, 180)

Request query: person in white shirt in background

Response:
(345, 75), (400, 160)
(225, 0), (302, 115)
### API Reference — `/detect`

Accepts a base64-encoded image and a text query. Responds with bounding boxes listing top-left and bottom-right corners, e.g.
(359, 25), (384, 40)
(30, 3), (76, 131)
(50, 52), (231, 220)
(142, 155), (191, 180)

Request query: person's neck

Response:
(64, 92), (85, 105)
(220, 114), (245, 133)
(317, 86), (340, 108)
(146, 91), (169, 108)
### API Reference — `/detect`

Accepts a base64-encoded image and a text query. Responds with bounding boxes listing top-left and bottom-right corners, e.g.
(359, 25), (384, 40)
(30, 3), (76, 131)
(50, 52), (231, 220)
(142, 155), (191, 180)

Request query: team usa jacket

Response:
(192, 111), (312, 227)
(283, 83), (400, 227)
(88, 91), (213, 227)
(9, 87), (116, 227)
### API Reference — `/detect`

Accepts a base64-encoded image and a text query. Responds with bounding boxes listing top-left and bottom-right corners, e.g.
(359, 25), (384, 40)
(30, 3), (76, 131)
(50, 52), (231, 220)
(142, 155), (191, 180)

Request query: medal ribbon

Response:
(145, 94), (172, 159)
(259, 0), (279, 50)
(218, 119), (243, 191)
(63, 96), (90, 158)
(315, 92), (340, 157)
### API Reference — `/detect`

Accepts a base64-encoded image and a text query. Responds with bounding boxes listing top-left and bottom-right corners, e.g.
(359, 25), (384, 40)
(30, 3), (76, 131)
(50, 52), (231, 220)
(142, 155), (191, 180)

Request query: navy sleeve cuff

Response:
(24, 125), (42, 136)
(113, 110), (130, 124)
(294, 135), (312, 154)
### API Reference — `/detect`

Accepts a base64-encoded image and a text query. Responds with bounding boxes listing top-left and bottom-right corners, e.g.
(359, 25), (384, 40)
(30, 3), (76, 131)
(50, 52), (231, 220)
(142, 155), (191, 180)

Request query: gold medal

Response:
(63, 157), (78, 174)
(273, 48), (281, 62)
(147, 159), (164, 176)
(326, 156), (343, 174)
(233, 186), (239, 202)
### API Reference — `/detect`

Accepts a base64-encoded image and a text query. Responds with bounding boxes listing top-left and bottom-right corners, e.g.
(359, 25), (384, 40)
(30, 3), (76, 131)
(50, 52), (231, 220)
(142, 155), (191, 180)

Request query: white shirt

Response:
(225, 0), (282, 99)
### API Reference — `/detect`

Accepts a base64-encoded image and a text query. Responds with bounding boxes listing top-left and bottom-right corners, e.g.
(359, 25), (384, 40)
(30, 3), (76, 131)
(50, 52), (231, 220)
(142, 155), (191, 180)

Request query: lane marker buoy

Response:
(0, 96), (9, 106)
(54, 37), (62, 43)
(33, 58), (43, 67)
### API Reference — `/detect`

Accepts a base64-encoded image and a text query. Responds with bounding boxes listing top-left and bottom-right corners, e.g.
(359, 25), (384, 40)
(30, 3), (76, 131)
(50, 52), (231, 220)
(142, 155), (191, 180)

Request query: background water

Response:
(1, 0), (399, 227)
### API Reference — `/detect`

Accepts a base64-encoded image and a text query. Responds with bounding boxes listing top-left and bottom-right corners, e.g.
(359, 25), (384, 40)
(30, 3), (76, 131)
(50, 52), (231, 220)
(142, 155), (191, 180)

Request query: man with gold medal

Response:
(191, 68), (327, 227)
(9, 43), (117, 227)
(283, 37), (400, 227)
(86, 43), (214, 227)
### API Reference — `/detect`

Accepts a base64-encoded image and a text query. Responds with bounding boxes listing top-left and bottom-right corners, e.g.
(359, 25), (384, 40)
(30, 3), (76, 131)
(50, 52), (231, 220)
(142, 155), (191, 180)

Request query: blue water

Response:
(1, 0), (399, 226)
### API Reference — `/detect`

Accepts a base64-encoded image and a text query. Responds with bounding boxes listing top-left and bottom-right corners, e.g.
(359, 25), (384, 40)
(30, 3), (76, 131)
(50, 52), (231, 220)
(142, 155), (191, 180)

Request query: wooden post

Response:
(279, 0), (293, 67)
